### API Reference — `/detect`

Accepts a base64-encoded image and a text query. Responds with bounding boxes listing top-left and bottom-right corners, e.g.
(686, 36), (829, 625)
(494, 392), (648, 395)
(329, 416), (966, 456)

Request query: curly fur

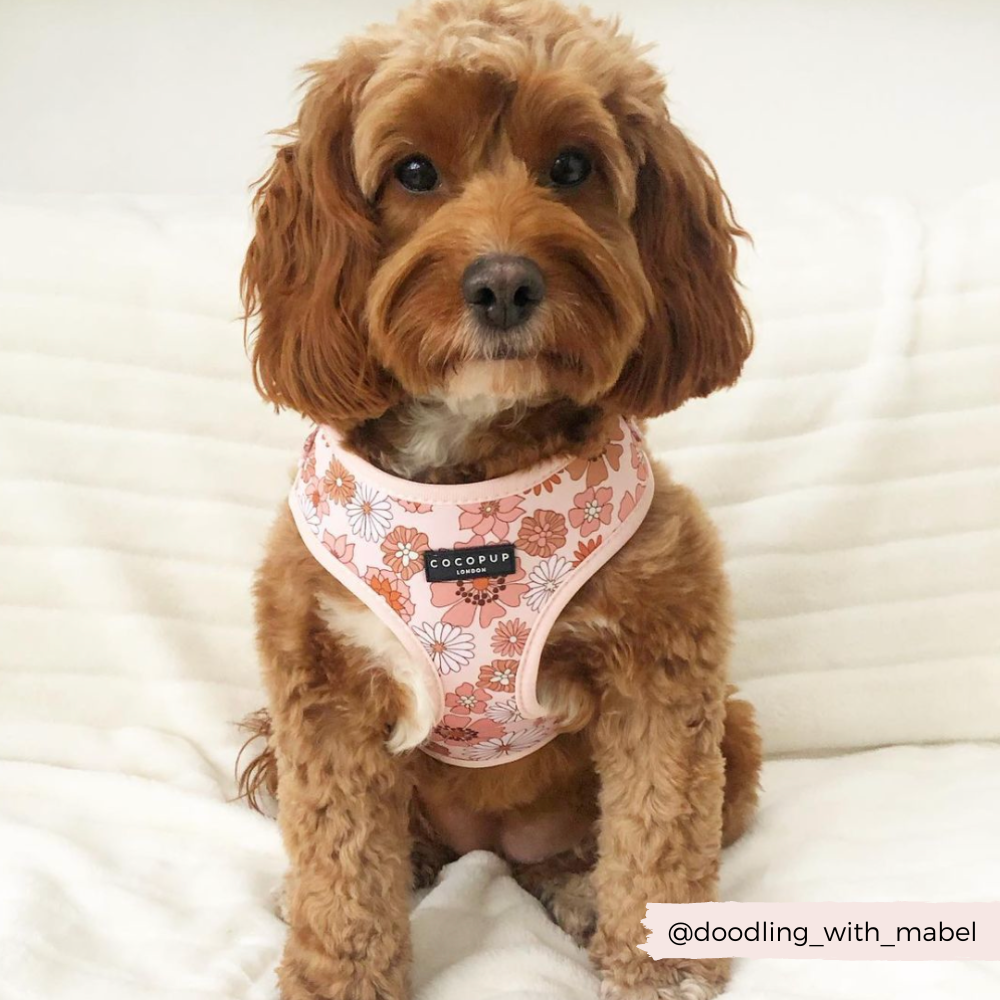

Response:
(238, 2), (761, 998)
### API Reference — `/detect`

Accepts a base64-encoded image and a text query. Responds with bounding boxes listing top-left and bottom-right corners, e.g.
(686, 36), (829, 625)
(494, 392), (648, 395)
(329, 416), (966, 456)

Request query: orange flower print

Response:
(491, 618), (529, 656)
(572, 535), (603, 567)
(516, 509), (567, 557)
(478, 659), (518, 694)
(444, 682), (490, 716)
(529, 472), (563, 496)
(322, 459), (356, 506)
(380, 525), (429, 580)
(364, 567), (414, 622)
(569, 486), (614, 537)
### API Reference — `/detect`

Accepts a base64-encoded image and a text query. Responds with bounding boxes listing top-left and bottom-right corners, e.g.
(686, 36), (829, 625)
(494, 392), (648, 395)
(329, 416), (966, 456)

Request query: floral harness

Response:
(289, 416), (654, 767)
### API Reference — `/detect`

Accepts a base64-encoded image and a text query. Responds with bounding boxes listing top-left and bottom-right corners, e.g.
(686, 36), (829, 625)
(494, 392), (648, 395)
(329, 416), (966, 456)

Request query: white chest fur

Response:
(314, 590), (438, 753)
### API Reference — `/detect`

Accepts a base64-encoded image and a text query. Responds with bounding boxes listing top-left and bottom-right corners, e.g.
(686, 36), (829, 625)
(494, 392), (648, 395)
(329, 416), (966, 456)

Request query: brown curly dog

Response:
(237, 2), (762, 998)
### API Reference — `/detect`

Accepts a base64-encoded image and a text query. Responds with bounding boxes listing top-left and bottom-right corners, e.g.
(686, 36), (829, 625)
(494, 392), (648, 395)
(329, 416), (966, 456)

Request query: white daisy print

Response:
(412, 622), (476, 675)
(345, 483), (393, 542)
(485, 698), (523, 724)
(300, 494), (322, 534)
(466, 725), (552, 761)
(524, 555), (572, 611)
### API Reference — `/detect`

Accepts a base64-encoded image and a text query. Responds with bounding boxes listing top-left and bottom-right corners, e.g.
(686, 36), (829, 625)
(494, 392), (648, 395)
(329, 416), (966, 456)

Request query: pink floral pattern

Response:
(566, 422), (625, 488)
(290, 416), (652, 765)
(322, 532), (358, 574)
(458, 496), (525, 542)
(568, 487), (614, 536)
(302, 474), (329, 519)
(445, 682), (491, 716)
(396, 499), (433, 513)
(430, 568), (528, 628)
(619, 483), (648, 522)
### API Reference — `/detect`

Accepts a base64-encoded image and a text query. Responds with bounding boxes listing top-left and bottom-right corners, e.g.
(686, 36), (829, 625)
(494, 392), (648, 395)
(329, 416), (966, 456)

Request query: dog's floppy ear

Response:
(606, 115), (752, 418)
(241, 55), (396, 424)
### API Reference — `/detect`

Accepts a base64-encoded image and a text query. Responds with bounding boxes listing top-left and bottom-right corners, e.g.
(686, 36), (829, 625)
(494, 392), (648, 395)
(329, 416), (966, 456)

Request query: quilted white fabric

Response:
(651, 188), (1000, 754)
(0, 187), (997, 999)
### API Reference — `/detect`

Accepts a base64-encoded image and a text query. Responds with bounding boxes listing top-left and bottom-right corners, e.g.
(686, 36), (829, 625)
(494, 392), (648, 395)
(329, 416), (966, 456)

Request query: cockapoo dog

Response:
(238, 2), (762, 998)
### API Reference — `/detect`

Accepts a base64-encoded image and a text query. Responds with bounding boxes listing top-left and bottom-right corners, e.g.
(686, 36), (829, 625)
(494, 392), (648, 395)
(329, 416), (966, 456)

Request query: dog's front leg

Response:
(269, 652), (413, 1000)
(589, 654), (728, 1000)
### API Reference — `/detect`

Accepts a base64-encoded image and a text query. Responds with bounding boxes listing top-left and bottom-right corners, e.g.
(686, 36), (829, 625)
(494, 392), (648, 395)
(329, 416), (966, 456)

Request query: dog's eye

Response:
(549, 149), (592, 188)
(394, 155), (439, 193)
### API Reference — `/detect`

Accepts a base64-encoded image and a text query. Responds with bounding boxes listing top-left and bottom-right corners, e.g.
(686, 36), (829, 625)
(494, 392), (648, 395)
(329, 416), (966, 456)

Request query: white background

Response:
(2, 0), (999, 216)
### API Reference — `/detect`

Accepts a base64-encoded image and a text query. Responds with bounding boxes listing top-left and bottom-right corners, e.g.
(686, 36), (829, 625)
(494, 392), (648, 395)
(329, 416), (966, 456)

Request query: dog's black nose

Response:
(462, 255), (545, 330)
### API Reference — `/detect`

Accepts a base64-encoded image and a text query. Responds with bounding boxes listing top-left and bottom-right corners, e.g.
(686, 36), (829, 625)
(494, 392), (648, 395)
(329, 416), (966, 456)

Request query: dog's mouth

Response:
(483, 341), (531, 361)
(443, 356), (550, 402)
(469, 325), (539, 363)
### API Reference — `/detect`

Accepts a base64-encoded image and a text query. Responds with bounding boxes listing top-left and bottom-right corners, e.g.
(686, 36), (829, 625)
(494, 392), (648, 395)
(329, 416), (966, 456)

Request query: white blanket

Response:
(0, 189), (997, 998)
(3, 743), (998, 999)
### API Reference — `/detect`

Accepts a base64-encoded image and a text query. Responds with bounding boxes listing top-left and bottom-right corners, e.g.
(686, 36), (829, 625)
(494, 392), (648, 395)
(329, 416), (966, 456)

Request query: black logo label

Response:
(424, 543), (517, 583)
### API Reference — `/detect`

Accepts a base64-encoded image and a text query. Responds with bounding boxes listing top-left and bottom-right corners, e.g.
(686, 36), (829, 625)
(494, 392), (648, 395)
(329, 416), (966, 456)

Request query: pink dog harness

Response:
(289, 416), (654, 767)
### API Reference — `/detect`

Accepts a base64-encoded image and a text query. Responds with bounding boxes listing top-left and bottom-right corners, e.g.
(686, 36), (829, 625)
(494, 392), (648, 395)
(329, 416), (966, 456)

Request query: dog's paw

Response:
(597, 958), (729, 1000)
(599, 973), (720, 1000)
(544, 872), (597, 948)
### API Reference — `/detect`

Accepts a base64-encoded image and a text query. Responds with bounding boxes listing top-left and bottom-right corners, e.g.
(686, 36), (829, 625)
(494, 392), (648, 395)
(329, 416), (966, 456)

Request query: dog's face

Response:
(243, 0), (751, 426)
(363, 66), (651, 406)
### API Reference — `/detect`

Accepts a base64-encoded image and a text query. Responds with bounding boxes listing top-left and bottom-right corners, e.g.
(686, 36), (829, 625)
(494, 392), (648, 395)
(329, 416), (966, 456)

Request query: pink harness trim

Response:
(289, 416), (654, 767)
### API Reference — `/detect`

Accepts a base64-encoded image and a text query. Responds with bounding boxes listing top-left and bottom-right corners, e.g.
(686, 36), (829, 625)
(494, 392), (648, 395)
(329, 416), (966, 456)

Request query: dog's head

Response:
(242, 0), (751, 426)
